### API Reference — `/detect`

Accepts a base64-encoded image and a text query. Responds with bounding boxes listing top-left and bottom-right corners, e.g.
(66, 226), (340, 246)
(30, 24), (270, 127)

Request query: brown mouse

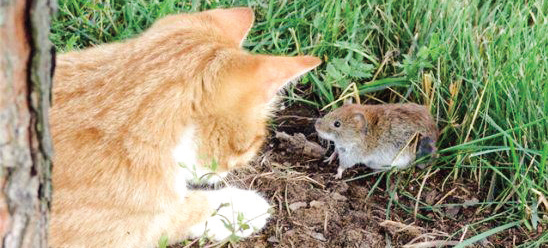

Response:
(314, 103), (438, 179)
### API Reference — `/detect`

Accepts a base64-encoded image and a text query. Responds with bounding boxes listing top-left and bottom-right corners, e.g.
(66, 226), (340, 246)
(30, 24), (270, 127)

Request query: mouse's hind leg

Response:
(416, 136), (436, 158)
(415, 136), (437, 169)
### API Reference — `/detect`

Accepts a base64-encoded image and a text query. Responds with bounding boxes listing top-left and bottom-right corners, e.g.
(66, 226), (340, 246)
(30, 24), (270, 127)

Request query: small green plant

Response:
(325, 57), (374, 87)
(189, 202), (257, 246)
(157, 234), (169, 248)
(178, 162), (197, 178)
(208, 158), (219, 172)
(178, 158), (221, 183)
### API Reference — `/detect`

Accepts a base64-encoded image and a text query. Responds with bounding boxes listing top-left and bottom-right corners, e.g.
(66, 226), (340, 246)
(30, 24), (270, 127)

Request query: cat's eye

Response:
(333, 121), (341, 128)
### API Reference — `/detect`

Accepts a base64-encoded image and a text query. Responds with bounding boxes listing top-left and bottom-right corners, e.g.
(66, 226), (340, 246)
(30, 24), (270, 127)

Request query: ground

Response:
(173, 103), (547, 248)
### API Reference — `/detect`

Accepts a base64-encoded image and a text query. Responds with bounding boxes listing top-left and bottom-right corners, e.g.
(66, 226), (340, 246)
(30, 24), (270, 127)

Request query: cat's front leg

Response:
(188, 187), (270, 241)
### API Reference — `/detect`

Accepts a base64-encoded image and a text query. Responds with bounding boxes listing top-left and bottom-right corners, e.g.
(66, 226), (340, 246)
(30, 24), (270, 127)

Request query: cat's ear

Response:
(257, 55), (322, 98)
(208, 7), (254, 46)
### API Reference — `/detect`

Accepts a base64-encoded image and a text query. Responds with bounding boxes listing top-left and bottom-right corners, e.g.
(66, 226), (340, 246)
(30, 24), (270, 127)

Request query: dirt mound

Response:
(225, 104), (538, 248)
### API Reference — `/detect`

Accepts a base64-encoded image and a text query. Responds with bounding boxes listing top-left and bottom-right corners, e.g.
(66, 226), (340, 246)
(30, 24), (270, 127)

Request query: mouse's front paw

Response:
(333, 166), (345, 179)
(189, 187), (270, 241)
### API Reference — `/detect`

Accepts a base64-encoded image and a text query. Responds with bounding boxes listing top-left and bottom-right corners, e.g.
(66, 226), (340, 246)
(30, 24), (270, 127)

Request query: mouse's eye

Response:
(333, 121), (341, 128)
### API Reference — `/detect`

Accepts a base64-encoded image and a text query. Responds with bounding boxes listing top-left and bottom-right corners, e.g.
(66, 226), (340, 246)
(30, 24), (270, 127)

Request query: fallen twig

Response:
(402, 240), (460, 248)
(379, 220), (425, 236)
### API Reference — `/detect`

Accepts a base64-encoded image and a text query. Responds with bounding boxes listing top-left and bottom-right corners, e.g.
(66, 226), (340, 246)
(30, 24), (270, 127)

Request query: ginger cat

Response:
(50, 7), (321, 247)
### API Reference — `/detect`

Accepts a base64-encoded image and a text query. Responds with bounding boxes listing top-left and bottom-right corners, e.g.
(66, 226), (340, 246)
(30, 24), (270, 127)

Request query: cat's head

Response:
(197, 8), (321, 171)
(209, 9), (321, 172)
(144, 8), (321, 174)
(209, 53), (321, 173)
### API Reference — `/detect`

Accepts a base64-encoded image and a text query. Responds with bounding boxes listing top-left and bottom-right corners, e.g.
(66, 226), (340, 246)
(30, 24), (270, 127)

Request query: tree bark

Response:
(0, 0), (56, 247)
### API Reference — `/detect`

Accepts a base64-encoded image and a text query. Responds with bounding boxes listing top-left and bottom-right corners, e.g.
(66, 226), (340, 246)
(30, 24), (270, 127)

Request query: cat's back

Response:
(51, 15), (212, 132)
(54, 42), (126, 88)
(51, 42), (130, 138)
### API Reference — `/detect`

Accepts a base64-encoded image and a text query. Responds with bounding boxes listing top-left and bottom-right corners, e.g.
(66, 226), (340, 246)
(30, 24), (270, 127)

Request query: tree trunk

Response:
(0, 0), (56, 247)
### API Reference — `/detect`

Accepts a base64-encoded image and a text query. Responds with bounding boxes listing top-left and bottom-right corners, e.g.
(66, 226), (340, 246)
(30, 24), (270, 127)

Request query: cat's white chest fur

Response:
(172, 125), (227, 198)
(173, 125), (199, 174)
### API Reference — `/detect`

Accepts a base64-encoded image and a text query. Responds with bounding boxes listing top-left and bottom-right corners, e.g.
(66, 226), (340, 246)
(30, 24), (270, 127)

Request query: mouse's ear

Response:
(352, 113), (366, 129)
(343, 97), (353, 105)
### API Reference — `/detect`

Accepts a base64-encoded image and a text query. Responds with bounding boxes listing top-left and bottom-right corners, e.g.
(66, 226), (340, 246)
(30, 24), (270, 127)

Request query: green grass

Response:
(50, 0), (548, 245)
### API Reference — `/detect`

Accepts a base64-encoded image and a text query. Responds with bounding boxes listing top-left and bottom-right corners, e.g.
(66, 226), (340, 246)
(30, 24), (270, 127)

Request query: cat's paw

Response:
(189, 187), (270, 241)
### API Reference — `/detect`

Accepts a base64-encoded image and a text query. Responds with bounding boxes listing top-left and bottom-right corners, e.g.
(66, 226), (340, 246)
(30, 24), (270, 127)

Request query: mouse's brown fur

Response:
(315, 103), (437, 179)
